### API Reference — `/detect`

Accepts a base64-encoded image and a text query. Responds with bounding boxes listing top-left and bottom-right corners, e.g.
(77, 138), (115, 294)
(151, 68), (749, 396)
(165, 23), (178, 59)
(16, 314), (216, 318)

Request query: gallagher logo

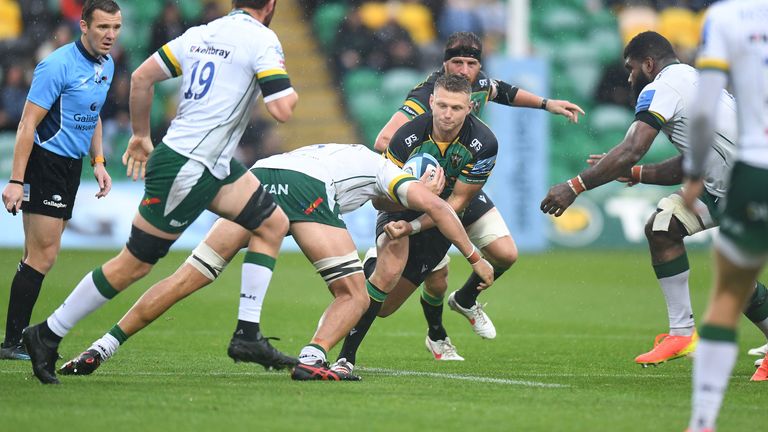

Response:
(90, 102), (98, 111)
(141, 197), (161, 206)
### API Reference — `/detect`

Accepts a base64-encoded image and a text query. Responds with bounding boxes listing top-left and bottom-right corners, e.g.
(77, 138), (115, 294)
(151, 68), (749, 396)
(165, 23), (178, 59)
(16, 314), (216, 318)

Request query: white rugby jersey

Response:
(154, 9), (293, 179)
(634, 63), (737, 197)
(254, 144), (416, 214)
(696, 0), (768, 167)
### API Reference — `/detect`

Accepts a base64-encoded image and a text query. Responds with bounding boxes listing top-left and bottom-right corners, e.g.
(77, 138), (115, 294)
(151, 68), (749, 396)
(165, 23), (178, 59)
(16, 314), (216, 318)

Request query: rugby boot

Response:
(227, 332), (298, 370)
(59, 349), (103, 375)
(425, 336), (464, 361)
(635, 331), (698, 367)
(291, 360), (361, 381)
(21, 324), (60, 384)
(447, 291), (496, 339)
(0, 342), (30, 360)
(751, 353), (768, 381)
(748, 342), (768, 357)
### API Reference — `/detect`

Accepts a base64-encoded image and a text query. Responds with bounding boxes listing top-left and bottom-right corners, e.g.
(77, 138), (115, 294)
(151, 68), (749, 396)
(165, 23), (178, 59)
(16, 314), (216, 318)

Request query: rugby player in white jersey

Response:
(22, 0), (298, 385)
(57, 144), (493, 381)
(541, 31), (768, 368)
(681, 1), (768, 430)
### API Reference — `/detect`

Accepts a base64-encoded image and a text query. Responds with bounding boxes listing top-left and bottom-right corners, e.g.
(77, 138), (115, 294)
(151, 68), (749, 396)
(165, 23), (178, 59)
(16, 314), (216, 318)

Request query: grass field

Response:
(0, 248), (765, 431)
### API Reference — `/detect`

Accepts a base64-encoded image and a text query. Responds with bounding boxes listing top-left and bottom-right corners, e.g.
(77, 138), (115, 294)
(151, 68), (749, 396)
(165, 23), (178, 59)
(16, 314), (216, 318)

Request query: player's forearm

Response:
(129, 75), (155, 137)
(10, 120), (37, 180)
(88, 117), (105, 159)
(427, 201), (475, 258)
(637, 155), (683, 185)
(509, 88), (545, 109)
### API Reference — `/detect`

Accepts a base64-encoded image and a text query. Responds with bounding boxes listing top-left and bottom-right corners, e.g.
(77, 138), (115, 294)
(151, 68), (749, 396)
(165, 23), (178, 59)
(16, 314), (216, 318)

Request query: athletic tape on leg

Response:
(186, 242), (229, 281)
(313, 251), (363, 285)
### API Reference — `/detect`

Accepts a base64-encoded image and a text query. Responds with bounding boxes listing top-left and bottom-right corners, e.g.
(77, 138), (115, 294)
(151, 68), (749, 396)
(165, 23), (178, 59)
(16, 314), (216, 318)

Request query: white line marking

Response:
(359, 367), (568, 388)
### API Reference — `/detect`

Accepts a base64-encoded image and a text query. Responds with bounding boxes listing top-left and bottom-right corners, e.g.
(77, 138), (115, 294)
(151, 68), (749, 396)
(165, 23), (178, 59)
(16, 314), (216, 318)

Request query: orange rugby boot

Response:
(634, 331), (698, 367)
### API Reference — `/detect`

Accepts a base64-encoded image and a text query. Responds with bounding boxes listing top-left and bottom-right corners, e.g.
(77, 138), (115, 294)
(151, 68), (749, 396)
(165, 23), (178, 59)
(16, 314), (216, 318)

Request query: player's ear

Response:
(79, 19), (88, 34)
(429, 94), (435, 110)
(642, 57), (654, 75)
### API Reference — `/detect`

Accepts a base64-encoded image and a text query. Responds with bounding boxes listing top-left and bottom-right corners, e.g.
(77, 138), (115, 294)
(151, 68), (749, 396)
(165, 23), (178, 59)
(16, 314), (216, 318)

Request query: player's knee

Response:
(125, 225), (175, 265)
(233, 184), (278, 232)
(484, 242), (518, 270)
(185, 242), (229, 281)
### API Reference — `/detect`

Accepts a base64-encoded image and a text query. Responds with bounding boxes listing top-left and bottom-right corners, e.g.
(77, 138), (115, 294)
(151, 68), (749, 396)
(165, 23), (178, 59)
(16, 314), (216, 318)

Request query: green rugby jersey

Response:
(384, 112), (498, 197)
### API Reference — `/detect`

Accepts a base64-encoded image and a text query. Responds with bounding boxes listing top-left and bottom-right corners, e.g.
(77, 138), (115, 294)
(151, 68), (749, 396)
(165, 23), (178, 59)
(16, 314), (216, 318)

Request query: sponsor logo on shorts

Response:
(169, 219), (188, 228)
(263, 184), (289, 195)
(303, 197), (324, 215)
(141, 197), (162, 206)
(43, 199), (67, 208)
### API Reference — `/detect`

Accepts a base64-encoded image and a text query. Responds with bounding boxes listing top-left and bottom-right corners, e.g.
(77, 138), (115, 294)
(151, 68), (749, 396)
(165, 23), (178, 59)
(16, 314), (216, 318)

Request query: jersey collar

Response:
(76, 39), (106, 64)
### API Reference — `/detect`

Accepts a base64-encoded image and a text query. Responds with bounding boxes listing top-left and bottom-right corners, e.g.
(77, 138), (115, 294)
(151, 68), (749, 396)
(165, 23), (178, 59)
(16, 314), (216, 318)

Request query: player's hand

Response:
(471, 257), (494, 289)
(587, 153), (635, 185)
(546, 99), (585, 124)
(383, 220), (412, 239)
(540, 182), (577, 217)
(93, 163), (112, 198)
(420, 166), (445, 195)
(681, 178), (704, 210)
(2, 182), (23, 216)
(123, 135), (154, 181)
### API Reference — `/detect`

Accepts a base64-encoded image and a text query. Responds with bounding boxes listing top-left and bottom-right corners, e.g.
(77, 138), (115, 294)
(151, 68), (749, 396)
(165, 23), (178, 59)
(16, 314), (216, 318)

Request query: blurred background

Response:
(0, 0), (718, 251)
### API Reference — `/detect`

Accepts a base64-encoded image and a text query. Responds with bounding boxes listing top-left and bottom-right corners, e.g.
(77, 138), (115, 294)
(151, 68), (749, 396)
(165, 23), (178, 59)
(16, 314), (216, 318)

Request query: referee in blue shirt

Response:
(0, 0), (122, 360)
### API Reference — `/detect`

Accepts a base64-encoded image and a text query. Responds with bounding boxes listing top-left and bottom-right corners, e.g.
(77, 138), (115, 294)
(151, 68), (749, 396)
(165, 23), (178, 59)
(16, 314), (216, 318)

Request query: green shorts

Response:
(251, 167), (345, 229)
(139, 142), (247, 233)
(719, 162), (768, 254)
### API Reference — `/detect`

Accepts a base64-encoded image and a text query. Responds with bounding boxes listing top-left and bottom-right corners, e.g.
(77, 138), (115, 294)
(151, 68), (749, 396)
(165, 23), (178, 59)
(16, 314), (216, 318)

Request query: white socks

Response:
(238, 258), (273, 323)
(689, 337), (738, 432)
(658, 270), (695, 336)
(47, 272), (110, 337)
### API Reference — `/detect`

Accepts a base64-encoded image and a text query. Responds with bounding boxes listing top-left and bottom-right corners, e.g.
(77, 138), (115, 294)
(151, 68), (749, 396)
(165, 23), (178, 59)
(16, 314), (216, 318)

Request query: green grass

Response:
(0, 248), (765, 431)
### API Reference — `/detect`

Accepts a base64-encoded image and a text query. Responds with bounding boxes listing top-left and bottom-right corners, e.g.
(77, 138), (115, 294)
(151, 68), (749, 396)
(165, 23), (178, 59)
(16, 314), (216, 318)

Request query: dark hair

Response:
(623, 31), (677, 62)
(434, 74), (471, 96)
(445, 32), (482, 52)
(81, 0), (121, 24)
(233, 0), (271, 9)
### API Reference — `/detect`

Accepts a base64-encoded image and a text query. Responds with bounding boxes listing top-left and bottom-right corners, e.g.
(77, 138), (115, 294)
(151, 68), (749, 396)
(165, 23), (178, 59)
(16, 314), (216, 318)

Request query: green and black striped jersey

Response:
(385, 112), (498, 197)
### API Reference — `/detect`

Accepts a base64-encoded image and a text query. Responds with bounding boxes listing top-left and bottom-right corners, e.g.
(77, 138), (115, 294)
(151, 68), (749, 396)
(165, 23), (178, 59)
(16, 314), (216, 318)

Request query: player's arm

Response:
(124, 56), (171, 180)
(491, 80), (585, 123)
(2, 101), (49, 214)
(265, 90), (298, 123)
(374, 111), (410, 153)
(541, 120), (659, 217)
(88, 116), (111, 198)
(587, 153), (684, 186)
(387, 179), (493, 285)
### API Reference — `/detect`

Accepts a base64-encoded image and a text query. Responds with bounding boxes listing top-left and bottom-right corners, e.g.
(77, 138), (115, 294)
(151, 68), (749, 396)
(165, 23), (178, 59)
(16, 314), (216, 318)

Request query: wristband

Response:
(91, 155), (106, 167)
(408, 219), (422, 235)
(540, 98), (548, 110)
(465, 246), (481, 264)
(8, 179), (24, 186)
(631, 165), (643, 184)
(566, 175), (586, 195)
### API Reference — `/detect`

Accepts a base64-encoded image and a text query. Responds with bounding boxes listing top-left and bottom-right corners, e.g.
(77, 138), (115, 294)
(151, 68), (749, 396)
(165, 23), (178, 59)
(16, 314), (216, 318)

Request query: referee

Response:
(0, 0), (121, 360)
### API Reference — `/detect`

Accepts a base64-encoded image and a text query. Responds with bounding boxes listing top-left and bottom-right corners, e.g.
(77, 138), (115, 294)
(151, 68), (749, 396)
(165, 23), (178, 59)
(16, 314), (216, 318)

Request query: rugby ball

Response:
(402, 153), (438, 179)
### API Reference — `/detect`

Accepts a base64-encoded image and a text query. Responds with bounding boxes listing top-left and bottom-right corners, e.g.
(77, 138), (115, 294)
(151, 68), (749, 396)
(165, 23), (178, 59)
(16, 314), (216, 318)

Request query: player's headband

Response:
(444, 46), (482, 62)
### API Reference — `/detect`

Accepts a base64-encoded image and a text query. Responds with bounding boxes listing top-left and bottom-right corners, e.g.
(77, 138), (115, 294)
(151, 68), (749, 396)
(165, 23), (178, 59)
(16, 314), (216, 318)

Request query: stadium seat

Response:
(342, 68), (382, 96)
(381, 68), (422, 101)
(313, 2), (348, 50)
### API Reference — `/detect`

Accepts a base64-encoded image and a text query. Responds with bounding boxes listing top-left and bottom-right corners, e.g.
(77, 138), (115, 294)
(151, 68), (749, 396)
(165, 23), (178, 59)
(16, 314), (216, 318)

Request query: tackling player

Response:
(57, 143), (491, 381)
(682, 1), (768, 430)
(22, 0), (298, 384)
